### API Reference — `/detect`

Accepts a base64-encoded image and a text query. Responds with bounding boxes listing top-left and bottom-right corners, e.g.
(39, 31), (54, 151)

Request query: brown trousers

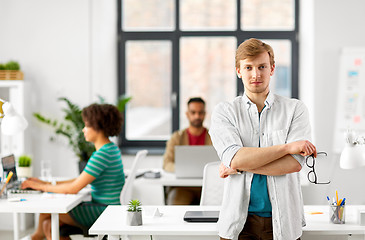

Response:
(166, 187), (202, 205)
(220, 215), (301, 240)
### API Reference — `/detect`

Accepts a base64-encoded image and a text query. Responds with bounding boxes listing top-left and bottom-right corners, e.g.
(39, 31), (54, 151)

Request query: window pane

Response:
(241, 0), (295, 31)
(122, 0), (175, 31)
(126, 41), (172, 140)
(180, 0), (236, 31)
(180, 37), (237, 129)
(264, 39), (292, 97)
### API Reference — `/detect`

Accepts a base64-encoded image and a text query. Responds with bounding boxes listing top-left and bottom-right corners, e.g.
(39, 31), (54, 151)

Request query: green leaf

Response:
(97, 95), (106, 104)
(127, 199), (142, 212)
(117, 95), (132, 112)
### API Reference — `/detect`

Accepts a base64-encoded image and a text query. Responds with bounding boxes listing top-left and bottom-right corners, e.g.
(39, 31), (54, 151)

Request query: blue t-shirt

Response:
(248, 107), (272, 217)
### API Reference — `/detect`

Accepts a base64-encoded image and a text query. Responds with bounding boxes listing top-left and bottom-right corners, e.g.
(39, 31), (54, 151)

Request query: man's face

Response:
(236, 52), (275, 96)
(186, 102), (206, 128)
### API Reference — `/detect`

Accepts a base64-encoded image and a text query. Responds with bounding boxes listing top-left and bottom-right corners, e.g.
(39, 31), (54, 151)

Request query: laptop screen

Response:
(1, 154), (18, 184)
(174, 146), (220, 179)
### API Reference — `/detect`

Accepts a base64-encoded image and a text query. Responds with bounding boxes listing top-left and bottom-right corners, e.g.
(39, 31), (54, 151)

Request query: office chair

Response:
(120, 149), (148, 204)
(200, 161), (224, 206)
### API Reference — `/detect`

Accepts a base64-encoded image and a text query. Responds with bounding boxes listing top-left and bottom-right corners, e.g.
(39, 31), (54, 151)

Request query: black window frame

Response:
(118, 0), (299, 153)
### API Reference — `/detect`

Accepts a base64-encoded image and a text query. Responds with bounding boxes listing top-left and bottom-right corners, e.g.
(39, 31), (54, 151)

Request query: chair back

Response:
(200, 161), (224, 206)
(120, 150), (148, 205)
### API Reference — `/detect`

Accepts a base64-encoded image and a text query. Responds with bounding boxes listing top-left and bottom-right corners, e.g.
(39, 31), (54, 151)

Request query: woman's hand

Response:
(219, 162), (238, 178)
(21, 179), (45, 191)
(26, 177), (48, 184)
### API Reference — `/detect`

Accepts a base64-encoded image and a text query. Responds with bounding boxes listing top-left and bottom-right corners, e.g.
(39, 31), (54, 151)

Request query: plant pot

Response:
(17, 166), (32, 178)
(126, 211), (142, 226)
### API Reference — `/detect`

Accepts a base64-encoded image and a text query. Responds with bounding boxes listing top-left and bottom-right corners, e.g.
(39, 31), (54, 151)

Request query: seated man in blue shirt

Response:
(209, 38), (317, 240)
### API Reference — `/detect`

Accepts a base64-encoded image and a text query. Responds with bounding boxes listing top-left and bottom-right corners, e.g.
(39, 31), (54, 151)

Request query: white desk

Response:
(0, 190), (89, 240)
(132, 169), (202, 205)
(89, 205), (220, 240)
(90, 205), (365, 240)
(135, 169), (202, 186)
(303, 205), (365, 239)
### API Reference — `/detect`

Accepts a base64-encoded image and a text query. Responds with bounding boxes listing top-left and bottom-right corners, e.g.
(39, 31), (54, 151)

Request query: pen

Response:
(0, 171), (14, 196)
(340, 198), (346, 206)
(326, 196), (332, 205)
(336, 191), (339, 206)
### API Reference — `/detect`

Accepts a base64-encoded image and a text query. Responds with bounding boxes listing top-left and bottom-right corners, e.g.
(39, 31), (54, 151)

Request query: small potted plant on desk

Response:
(127, 199), (143, 226)
(17, 155), (32, 178)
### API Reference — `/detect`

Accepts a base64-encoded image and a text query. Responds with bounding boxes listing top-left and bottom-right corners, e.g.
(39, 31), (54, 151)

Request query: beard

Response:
(190, 119), (203, 128)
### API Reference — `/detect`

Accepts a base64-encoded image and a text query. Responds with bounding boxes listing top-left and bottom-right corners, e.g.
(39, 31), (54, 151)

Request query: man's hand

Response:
(287, 140), (317, 157)
(219, 162), (237, 178)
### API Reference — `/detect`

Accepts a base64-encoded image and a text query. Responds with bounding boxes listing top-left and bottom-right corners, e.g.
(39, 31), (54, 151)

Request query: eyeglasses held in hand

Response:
(306, 152), (331, 184)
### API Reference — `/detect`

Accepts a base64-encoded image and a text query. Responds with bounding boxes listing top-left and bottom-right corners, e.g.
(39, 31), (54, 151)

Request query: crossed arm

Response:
(219, 140), (316, 178)
(21, 171), (96, 194)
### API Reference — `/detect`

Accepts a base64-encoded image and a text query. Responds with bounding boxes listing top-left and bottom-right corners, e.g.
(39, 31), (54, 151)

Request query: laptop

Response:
(1, 154), (41, 194)
(174, 146), (220, 179)
(1, 154), (19, 188)
(183, 210), (220, 222)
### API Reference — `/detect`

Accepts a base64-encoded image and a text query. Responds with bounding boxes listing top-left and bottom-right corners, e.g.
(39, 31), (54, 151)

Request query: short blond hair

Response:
(235, 38), (275, 68)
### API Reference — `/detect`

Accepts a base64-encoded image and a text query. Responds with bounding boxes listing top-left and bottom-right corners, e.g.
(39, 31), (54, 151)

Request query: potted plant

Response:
(126, 199), (143, 226)
(17, 155), (32, 178)
(33, 96), (131, 172)
(0, 60), (24, 80)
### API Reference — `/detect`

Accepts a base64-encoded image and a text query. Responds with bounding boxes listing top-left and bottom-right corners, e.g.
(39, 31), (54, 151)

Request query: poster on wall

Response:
(333, 47), (365, 153)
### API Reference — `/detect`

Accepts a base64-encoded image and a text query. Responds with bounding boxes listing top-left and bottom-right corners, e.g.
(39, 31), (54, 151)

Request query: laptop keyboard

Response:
(8, 189), (42, 194)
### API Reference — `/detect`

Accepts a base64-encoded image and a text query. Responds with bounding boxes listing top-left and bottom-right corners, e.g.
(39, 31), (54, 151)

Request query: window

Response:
(118, 0), (299, 151)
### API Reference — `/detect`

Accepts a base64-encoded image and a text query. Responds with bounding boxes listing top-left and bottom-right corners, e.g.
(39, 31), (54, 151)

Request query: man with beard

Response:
(163, 97), (212, 205)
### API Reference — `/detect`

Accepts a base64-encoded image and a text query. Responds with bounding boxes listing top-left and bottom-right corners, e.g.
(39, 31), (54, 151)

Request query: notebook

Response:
(183, 210), (220, 222)
(1, 154), (41, 194)
(174, 146), (220, 179)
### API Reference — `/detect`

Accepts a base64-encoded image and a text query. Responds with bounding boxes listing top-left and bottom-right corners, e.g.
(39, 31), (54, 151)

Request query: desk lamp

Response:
(340, 130), (365, 169)
(0, 98), (28, 135)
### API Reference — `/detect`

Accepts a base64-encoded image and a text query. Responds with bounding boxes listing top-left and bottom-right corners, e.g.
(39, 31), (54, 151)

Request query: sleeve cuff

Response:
(291, 154), (306, 167)
(222, 145), (241, 168)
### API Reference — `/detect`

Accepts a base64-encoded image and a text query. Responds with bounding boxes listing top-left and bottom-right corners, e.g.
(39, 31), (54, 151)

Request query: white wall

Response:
(0, 0), (117, 178)
(300, 0), (365, 205)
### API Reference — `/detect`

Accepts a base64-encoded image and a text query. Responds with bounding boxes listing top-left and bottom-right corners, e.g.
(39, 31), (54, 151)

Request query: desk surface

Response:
(303, 205), (365, 234)
(89, 205), (220, 236)
(90, 205), (365, 237)
(135, 169), (202, 187)
(0, 189), (89, 214)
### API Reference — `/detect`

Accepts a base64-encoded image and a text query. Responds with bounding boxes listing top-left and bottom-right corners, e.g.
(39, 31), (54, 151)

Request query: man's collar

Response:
(242, 91), (275, 109)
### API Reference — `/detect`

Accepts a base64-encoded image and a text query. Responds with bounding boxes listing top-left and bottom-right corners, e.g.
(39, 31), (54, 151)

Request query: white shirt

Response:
(209, 92), (311, 240)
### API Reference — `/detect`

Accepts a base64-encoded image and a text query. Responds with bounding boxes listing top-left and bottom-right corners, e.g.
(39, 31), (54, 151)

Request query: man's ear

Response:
(270, 64), (275, 76)
(236, 67), (242, 78)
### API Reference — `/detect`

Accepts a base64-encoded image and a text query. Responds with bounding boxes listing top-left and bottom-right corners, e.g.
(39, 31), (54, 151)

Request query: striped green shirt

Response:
(83, 142), (125, 205)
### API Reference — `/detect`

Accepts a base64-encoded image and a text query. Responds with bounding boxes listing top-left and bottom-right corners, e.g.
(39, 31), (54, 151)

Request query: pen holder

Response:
(0, 182), (8, 199)
(330, 205), (345, 224)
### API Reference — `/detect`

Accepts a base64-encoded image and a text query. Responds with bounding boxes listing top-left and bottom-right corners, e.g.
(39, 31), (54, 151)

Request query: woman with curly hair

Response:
(22, 103), (125, 240)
